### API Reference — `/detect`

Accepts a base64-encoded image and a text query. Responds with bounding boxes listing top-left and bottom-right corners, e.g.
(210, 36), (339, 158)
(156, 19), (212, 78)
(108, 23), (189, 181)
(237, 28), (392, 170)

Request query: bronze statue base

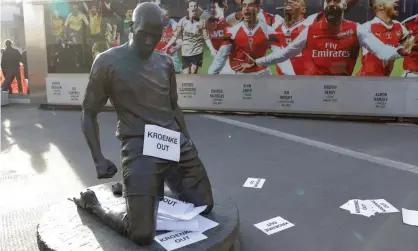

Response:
(37, 182), (240, 251)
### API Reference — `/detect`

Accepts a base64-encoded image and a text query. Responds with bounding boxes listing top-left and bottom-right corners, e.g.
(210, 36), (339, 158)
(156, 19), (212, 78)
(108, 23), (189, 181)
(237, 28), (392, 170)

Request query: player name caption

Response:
(323, 84), (338, 103)
(374, 92), (388, 108)
(143, 125), (180, 162)
(278, 90), (294, 108)
(51, 81), (62, 96)
(210, 88), (224, 105)
(155, 230), (207, 251)
(242, 84), (252, 100)
(254, 216), (295, 235)
(179, 82), (196, 99)
(69, 86), (80, 101)
(243, 177), (266, 188)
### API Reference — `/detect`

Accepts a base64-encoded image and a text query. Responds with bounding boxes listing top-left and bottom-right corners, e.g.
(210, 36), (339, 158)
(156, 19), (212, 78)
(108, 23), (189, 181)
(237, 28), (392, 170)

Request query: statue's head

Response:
(131, 2), (164, 59)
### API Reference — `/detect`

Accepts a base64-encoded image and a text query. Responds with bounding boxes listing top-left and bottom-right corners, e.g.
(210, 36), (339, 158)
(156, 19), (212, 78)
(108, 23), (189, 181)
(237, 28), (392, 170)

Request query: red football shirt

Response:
(223, 21), (280, 73)
(402, 14), (418, 72)
(358, 17), (408, 76)
(273, 19), (308, 75)
(155, 19), (178, 55)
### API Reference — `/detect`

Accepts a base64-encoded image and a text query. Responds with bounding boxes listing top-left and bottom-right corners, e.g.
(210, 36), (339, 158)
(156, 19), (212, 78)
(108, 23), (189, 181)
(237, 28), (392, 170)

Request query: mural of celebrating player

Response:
(208, 0), (280, 75)
(232, 0), (417, 76)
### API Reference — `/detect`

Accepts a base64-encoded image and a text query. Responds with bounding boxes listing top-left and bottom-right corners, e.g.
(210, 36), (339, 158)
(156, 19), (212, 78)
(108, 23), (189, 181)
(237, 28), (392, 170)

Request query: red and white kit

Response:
(226, 9), (284, 27)
(207, 17), (229, 51)
(155, 19), (178, 55)
(357, 17), (408, 76)
(209, 21), (279, 75)
(402, 14), (418, 77)
(255, 19), (403, 76)
(272, 19), (308, 75)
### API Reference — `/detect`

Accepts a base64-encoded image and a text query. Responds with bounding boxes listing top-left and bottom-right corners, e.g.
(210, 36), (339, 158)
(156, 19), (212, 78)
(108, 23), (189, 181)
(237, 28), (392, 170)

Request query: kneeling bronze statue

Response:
(74, 2), (214, 246)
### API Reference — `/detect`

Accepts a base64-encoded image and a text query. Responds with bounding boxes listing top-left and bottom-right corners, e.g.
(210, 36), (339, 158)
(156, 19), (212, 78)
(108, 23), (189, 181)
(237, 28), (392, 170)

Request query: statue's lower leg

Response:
(73, 189), (159, 246)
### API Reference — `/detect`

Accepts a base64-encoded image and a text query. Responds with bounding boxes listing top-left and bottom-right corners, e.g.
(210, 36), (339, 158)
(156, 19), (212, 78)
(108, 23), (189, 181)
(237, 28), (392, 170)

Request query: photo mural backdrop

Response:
(44, 0), (418, 77)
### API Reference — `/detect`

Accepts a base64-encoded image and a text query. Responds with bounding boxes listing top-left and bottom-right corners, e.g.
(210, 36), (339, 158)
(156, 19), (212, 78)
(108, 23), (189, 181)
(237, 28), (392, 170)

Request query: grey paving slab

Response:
(2, 105), (418, 251)
(220, 115), (418, 167)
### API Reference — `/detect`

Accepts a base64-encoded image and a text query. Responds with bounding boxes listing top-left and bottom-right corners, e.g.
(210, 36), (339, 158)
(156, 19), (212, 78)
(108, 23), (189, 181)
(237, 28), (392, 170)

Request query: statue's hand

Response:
(95, 158), (118, 179)
(73, 189), (100, 211)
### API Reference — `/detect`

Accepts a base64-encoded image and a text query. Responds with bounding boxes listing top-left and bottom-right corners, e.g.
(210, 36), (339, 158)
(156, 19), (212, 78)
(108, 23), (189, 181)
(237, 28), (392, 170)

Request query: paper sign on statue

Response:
(143, 125), (180, 162)
(243, 178), (266, 189)
(155, 230), (207, 251)
(254, 216), (294, 235)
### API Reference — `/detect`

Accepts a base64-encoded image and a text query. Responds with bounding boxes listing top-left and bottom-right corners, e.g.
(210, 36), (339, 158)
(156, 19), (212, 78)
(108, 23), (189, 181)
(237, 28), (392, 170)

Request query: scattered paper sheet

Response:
(194, 215), (219, 233)
(243, 178), (266, 188)
(159, 196), (194, 216)
(340, 199), (399, 217)
(157, 218), (199, 231)
(254, 216), (294, 235)
(402, 208), (418, 227)
(155, 230), (207, 251)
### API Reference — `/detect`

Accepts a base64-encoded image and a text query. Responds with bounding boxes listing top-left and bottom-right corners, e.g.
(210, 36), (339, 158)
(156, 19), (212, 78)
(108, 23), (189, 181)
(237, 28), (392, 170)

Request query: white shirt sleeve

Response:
(357, 23), (402, 61)
(255, 28), (308, 66)
(208, 44), (232, 74)
(226, 12), (240, 26)
(400, 23), (409, 40)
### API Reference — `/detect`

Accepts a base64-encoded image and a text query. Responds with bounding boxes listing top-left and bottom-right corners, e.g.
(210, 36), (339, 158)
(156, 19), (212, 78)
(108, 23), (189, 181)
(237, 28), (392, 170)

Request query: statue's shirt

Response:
(82, 43), (181, 139)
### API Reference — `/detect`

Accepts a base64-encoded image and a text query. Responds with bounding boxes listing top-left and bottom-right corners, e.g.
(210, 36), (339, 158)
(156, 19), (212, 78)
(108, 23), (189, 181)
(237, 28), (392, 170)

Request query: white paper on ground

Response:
(161, 205), (208, 221)
(340, 200), (353, 212)
(155, 230), (207, 251)
(194, 215), (219, 233)
(254, 216), (294, 235)
(370, 199), (399, 213)
(143, 124), (181, 162)
(402, 208), (418, 226)
(159, 196), (194, 217)
(243, 178), (266, 188)
(156, 218), (199, 231)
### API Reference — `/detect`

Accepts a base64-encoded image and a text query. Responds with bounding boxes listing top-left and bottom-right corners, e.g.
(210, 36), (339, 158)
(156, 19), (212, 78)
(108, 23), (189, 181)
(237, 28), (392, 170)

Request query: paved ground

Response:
(2, 104), (418, 251)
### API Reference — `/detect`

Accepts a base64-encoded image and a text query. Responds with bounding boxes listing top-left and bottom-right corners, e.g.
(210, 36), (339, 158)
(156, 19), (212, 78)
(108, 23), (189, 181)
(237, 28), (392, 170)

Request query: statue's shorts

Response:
(120, 134), (208, 198)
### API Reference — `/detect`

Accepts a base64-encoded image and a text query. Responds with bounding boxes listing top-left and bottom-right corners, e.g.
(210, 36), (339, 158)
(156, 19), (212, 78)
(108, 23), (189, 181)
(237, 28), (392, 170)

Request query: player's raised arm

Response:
(357, 23), (414, 61)
(255, 28), (308, 66)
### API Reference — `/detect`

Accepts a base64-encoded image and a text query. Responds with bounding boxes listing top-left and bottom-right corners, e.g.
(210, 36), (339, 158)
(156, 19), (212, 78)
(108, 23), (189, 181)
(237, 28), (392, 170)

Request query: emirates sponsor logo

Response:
(312, 49), (351, 58)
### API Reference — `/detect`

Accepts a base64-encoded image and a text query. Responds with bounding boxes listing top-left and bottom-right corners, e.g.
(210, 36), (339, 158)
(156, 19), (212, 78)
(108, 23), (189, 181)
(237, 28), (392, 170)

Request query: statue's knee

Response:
(129, 227), (155, 246)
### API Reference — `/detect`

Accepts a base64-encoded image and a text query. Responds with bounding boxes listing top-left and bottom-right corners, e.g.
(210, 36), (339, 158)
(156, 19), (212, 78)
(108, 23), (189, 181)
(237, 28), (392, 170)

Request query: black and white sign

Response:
(323, 84), (338, 103)
(254, 216), (295, 235)
(210, 88), (225, 105)
(179, 82), (197, 100)
(155, 230), (207, 251)
(279, 90), (294, 108)
(340, 199), (399, 217)
(143, 125), (180, 162)
(242, 84), (252, 100)
(243, 178), (266, 189)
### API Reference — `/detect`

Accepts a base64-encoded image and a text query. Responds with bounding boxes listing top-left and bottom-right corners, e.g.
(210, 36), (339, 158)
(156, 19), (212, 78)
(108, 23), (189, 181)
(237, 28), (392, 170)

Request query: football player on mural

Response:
(225, 0), (284, 26)
(162, 0), (217, 74)
(155, 7), (182, 73)
(272, 0), (310, 75)
(232, 0), (417, 76)
(357, 0), (409, 76)
(208, 0), (280, 75)
(401, 13), (418, 77)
